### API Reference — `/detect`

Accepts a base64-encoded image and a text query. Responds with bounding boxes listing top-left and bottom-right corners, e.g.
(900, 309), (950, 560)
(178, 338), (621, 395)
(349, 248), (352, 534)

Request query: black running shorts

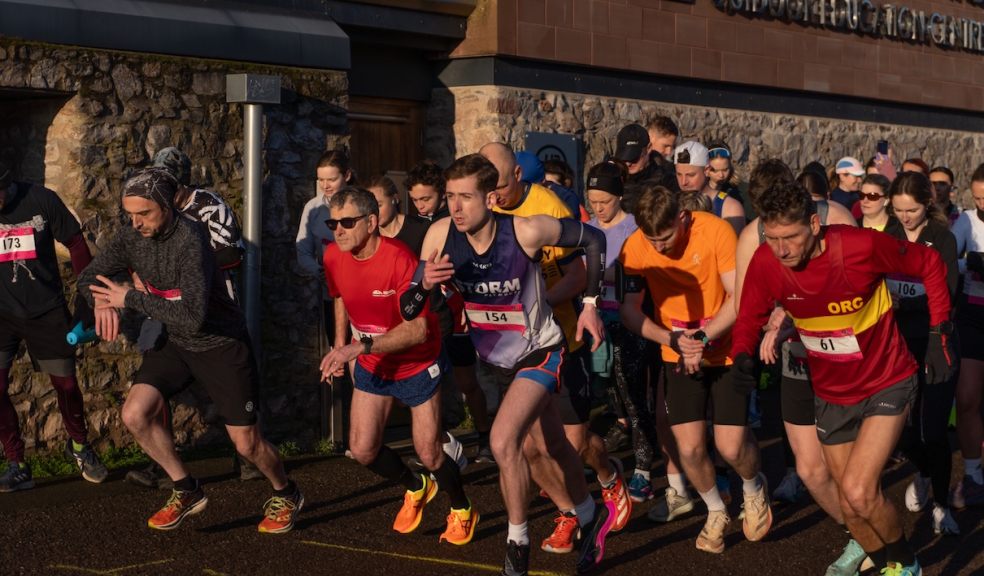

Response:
(663, 364), (747, 426)
(0, 306), (74, 369)
(814, 374), (917, 446)
(555, 346), (591, 425)
(780, 342), (816, 426)
(134, 338), (259, 426)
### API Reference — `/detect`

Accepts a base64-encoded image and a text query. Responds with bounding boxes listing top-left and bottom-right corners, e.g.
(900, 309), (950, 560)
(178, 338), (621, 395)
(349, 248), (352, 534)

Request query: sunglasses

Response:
(708, 147), (731, 159)
(325, 215), (367, 230)
(860, 192), (885, 201)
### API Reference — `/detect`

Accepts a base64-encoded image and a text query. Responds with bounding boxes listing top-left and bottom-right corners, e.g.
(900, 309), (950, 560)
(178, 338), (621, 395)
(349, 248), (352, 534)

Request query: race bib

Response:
(0, 227), (37, 262)
(886, 274), (926, 299)
(599, 283), (618, 311)
(464, 302), (528, 332)
(351, 323), (387, 341)
(799, 327), (862, 362)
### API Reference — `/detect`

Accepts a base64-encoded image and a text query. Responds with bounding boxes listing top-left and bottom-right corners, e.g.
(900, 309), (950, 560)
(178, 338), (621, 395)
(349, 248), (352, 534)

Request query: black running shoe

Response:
(501, 540), (530, 576)
(65, 441), (108, 483)
(575, 502), (615, 574)
(126, 462), (170, 490)
(0, 462), (34, 492)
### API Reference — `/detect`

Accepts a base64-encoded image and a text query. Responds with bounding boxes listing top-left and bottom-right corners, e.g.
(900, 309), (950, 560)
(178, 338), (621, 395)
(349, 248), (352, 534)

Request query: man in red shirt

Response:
(319, 187), (477, 545)
(732, 181), (954, 576)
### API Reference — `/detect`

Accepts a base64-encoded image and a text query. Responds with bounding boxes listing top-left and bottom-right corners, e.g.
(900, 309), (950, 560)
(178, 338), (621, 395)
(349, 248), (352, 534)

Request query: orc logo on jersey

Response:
(458, 278), (521, 296)
(827, 297), (864, 314)
(372, 289), (396, 297)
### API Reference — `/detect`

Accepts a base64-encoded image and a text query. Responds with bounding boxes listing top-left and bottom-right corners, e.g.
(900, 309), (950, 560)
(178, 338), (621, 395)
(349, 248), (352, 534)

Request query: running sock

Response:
(274, 479), (297, 497)
(507, 521), (529, 546)
(174, 475), (198, 492)
(884, 535), (916, 567)
(741, 473), (764, 495)
(667, 473), (687, 494)
(71, 440), (86, 452)
(965, 458), (983, 484)
(366, 445), (423, 492)
(429, 457), (469, 509)
(634, 469), (650, 480)
(698, 486), (727, 512)
(574, 495), (596, 526)
(598, 464), (618, 489)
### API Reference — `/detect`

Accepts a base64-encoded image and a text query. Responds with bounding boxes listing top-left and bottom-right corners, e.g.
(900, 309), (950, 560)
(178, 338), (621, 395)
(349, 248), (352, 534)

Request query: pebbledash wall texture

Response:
(426, 84), (984, 197)
(0, 37), (347, 456)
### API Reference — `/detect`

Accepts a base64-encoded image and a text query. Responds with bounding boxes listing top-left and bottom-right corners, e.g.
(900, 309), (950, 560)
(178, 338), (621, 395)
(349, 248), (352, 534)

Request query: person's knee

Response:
(229, 428), (262, 460)
(795, 458), (831, 491)
(491, 428), (521, 463)
(122, 394), (157, 434)
(715, 439), (745, 465)
(675, 439), (707, 465)
(841, 479), (878, 518)
(416, 443), (443, 470)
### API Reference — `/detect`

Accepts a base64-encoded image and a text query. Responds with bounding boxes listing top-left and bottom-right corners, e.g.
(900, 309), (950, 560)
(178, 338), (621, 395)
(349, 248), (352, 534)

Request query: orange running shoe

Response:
(147, 485), (208, 530)
(258, 486), (305, 534)
(393, 474), (438, 534)
(439, 504), (479, 545)
(541, 511), (579, 553)
(601, 458), (632, 532)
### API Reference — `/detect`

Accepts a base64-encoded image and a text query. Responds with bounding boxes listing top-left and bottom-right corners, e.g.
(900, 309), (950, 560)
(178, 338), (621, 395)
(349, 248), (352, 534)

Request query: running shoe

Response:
(236, 456), (265, 482)
(695, 509), (730, 554)
(393, 474), (437, 534)
(148, 485), (208, 530)
(602, 422), (630, 453)
(0, 462), (34, 492)
(716, 472), (733, 506)
(575, 502), (615, 574)
(773, 469), (806, 504)
(126, 462), (171, 490)
(258, 486), (304, 534)
(741, 473), (773, 542)
(931, 504), (960, 536)
(65, 441), (108, 484)
(824, 538), (868, 576)
(904, 475), (931, 512)
(474, 444), (496, 464)
(440, 504), (479, 545)
(541, 511), (579, 553)
(647, 487), (696, 523)
(951, 474), (984, 509)
(443, 432), (468, 473)
(501, 540), (530, 576)
(600, 458), (631, 532)
(880, 560), (922, 576)
(627, 473), (654, 503)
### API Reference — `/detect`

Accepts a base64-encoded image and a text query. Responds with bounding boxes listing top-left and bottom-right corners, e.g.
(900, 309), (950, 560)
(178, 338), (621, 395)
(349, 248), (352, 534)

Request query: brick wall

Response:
(453, 0), (984, 112)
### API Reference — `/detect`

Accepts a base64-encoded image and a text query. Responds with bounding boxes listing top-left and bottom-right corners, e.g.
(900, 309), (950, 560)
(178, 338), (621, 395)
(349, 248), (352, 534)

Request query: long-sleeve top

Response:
(733, 225), (950, 405)
(78, 214), (246, 352)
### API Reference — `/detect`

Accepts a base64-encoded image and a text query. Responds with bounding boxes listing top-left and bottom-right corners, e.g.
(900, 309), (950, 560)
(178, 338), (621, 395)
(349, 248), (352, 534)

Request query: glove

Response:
(924, 324), (956, 385)
(731, 352), (757, 395)
(967, 251), (984, 275)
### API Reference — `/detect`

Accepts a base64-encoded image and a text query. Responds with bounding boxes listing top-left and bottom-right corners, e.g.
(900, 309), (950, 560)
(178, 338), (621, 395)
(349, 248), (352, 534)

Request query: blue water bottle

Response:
(66, 321), (97, 346)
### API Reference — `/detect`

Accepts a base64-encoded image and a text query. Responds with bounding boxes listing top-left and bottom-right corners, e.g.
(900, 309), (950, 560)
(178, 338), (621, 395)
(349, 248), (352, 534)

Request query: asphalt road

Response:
(1, 404), (982, 575)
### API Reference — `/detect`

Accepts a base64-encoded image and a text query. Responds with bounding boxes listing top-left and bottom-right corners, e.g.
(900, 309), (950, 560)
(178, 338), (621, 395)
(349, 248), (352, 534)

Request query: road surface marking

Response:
(301, 540), (563, 576)
(49, 559), (173, 575)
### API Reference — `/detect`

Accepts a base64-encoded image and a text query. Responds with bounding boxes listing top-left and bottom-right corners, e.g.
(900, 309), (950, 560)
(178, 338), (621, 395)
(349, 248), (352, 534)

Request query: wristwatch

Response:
(360, 334), (374, 355)
(692, 330), (711, 348)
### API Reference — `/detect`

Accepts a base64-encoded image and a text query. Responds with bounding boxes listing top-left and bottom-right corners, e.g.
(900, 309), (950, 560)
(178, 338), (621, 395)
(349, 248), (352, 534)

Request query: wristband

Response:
(581, 295), (599, 307)
(360, 334), (374, 355)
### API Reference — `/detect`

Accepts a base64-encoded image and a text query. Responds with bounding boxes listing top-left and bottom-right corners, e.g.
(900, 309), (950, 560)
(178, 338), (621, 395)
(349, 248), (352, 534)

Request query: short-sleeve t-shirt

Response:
(619, 211), (737, 365)
(0, 182), (81, 318)
(324, 236), (440, 380)
(494, 182), (582, 351)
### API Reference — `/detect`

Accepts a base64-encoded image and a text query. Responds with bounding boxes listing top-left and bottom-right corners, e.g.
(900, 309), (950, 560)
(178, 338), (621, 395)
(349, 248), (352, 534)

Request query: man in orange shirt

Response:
(619, 182), (771, 554)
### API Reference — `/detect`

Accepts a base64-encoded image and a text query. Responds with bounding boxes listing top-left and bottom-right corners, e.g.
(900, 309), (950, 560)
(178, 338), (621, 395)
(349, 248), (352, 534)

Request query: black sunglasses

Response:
(860, 192), (885, 201)
(931, 181), (952, 190)
(325, 215), (367, 230)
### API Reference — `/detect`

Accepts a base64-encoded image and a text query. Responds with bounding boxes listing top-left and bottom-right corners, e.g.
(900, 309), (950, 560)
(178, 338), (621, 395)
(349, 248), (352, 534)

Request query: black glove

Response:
(967, 251), (984, 275)
(731, 352), (757, 395)
(925, 323), (956, 385)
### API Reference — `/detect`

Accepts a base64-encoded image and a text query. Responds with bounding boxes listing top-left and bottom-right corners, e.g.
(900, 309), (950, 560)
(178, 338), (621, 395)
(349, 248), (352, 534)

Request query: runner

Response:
(79, 168), (302, 533)
(733, 180), (953, 576)
(405, 153), (614, 575)
(319, 186), (477, 545)
(0, 161), (107, 492)
(619, 181), (771, 554)
(884, 172), (960, 535)
(672, 141), (745, 234)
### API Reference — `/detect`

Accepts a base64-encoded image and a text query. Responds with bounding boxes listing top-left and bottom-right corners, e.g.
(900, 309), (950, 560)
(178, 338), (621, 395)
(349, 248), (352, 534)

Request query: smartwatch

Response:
(360, 334), (374, 355)
(692, 330), (710, 348)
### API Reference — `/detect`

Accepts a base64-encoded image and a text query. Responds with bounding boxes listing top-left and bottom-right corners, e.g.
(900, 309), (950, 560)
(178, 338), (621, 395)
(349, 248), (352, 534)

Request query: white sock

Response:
(667, 473), (687, 494)
(574, 495), (595, 526)
(965, 458), (983, 483)
(699, 486), (727, 512)
(507, 521), (529, 546)
(634, 469), (650, 480)
(742, 473), (764, 495)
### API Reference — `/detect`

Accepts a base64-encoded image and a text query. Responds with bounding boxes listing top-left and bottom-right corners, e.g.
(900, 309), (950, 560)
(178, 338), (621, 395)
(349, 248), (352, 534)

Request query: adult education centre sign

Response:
(715, 0), (984, 52)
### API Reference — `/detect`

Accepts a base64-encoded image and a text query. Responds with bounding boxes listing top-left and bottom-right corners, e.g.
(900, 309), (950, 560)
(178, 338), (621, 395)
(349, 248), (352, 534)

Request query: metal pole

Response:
(243, 103), (262, 349)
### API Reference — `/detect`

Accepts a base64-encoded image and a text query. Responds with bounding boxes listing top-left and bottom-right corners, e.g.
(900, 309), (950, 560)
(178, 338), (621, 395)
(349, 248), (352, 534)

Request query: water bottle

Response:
(66, 321), (97, 346)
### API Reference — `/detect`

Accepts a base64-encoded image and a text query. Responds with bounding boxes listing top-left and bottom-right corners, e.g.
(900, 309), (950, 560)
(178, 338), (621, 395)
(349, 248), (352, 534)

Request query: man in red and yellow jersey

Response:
(732, 181), (954, 576)
(619, 182), (770, 555)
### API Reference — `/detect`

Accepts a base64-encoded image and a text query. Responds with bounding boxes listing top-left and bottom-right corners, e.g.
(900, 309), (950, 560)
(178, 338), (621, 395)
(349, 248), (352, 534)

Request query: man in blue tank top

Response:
(401, 154), (612, 576)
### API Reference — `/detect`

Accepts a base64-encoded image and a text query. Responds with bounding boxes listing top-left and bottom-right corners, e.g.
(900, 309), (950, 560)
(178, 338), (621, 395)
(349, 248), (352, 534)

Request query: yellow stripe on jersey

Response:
(789, 280), (893, 333)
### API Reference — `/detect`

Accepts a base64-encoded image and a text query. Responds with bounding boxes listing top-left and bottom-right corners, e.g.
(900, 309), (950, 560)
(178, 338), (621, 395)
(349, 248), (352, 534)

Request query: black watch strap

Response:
(360, 334), (374, 354)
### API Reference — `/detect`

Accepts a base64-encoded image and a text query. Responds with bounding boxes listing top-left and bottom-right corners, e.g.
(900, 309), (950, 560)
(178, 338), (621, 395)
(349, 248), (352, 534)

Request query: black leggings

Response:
(898, 336), (957, 507)
(606, 321), (660, 471)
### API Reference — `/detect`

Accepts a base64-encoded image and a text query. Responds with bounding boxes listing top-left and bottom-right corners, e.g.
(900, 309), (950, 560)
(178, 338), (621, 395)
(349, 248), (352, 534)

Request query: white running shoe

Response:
(648, 487), (696, 523)
(905, 475), (931, 512)
(932, 504), (960, 536)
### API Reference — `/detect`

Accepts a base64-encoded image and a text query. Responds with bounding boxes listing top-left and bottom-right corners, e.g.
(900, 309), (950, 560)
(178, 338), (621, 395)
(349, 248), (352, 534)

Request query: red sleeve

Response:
(731, 246), (777, 358)
(323, 243), (341, 299)
(64, 232), (92, 277)
(866, 230), (951, 325)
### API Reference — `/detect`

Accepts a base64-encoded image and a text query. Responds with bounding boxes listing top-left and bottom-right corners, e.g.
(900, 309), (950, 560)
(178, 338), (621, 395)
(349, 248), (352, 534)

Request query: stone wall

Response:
(426, 84), (984, 202)
(0, 37), (348, 457)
